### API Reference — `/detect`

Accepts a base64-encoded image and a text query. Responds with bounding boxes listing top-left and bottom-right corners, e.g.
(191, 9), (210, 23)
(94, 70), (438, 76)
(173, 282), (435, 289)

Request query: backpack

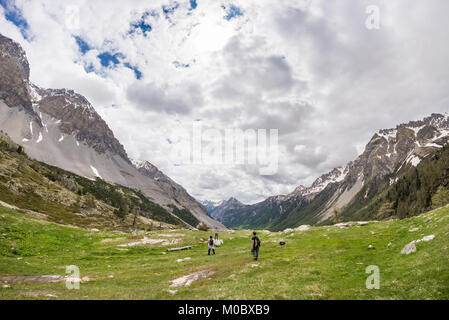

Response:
(209, 238), (214, 246)
(255, 236), (261, 248)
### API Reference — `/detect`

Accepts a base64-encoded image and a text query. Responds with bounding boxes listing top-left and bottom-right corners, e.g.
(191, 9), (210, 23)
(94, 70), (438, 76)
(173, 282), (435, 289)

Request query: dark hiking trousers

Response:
(251, 247), (259, 260)
(208, 248), (215, 255)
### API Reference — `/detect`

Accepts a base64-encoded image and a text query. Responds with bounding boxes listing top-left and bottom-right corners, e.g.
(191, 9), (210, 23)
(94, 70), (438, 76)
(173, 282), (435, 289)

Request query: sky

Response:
(1, 0), (449, 204)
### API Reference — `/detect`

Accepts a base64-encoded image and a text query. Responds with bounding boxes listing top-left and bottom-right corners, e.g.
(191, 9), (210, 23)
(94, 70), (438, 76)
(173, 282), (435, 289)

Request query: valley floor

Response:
(0, 205), (448, 300)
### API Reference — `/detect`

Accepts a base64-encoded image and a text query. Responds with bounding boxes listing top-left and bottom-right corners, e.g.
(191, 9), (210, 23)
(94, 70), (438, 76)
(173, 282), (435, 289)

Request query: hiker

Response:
(215, 227), (219, 240)
(251, 231), (261, 261)
(208, 236), (215, 255)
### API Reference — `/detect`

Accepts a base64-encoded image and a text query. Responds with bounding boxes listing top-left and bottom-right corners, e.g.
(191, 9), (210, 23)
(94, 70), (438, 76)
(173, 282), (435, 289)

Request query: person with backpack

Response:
(251, 231), (261, 261)
(208, 236), (215, 255)
(215, 227), (219, 240)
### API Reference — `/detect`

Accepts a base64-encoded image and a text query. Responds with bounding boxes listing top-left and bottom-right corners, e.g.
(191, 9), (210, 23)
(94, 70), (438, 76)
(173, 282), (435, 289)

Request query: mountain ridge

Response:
(211, 113), (449, 230)
(0, 33), (224, 229)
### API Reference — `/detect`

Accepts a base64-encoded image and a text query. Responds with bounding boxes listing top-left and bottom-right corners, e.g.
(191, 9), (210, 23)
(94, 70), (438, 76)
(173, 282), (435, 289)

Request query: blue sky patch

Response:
(0, 0), (30, 40)
(124, 62), (143, 80)
(74, 36), (91, 55)
(98, 52), (124, 68)
(130, 12), (152, 36)
(222, 4), (243, 20)
(73, 40), (142, 79)
(162, 2), (179, 19)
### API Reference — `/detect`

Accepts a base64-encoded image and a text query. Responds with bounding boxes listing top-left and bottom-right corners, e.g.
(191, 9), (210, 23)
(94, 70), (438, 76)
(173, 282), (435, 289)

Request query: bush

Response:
(197, 222), (209, 231)
(431, 186), (449, 209)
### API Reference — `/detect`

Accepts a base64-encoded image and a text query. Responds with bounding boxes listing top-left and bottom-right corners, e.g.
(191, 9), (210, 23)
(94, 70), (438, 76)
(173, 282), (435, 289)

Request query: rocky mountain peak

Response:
(0, 33), (38, 121)
(35, 86), (129, 161)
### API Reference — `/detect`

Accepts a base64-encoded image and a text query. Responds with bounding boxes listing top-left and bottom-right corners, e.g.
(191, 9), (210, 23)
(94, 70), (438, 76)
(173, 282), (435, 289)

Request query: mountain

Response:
(215, 113), (449, 230)
(202, 198), (246, 224)
(0, 130), (186, 230)
(0, 33), (224, 229)
(202, 200), (225, 214)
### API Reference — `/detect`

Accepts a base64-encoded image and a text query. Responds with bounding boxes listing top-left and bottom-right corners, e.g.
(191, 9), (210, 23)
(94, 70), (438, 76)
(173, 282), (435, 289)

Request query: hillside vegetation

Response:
(0, 131), (189, 231)
(0, 203), (448, 299)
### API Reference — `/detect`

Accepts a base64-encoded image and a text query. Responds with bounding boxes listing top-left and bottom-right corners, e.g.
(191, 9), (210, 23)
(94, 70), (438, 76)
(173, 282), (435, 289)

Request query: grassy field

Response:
(0, 204), (448, 300)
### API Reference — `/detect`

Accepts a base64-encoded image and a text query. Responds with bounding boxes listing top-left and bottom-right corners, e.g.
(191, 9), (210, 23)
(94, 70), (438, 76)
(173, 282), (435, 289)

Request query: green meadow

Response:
(0, 204), (448, 300)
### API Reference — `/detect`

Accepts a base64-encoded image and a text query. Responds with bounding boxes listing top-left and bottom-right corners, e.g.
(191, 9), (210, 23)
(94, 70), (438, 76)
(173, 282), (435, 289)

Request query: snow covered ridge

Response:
(296, 165), (349, 196)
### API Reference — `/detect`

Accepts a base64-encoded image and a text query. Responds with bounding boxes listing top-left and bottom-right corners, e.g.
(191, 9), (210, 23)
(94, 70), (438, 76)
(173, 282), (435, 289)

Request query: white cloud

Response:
(2, 0), (449, 204)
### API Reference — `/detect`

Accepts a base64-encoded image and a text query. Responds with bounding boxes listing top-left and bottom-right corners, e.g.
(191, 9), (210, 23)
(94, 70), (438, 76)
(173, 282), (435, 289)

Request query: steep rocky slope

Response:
(0, 131), (183, 230)
(0, 33), (224, 229)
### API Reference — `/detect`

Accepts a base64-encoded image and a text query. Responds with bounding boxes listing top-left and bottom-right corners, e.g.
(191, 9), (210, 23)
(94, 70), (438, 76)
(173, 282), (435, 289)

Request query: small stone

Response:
(401, 241), (417, 255)
(45, 294), (57, 297)
(425, 218), (432, 223)
(387, 242), (392, 247)
(2, 284), (10, 288)
(421, 235), (435, 242)
(90, 228), (100, 232)
(368, 245), (374, 249)
(81, 276), (90, 282)
(168, 289), (177, 295)
(409, 227), (419, 232)
(251, 264), (259, 268)
(17, 257), (23, 260)
(108, 275), (114, 279)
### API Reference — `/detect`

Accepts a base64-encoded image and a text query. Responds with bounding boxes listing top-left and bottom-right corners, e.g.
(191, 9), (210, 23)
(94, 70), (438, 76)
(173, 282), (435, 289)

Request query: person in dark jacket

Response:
(208, 236), (215, 255)
(251, 231), (260, 261)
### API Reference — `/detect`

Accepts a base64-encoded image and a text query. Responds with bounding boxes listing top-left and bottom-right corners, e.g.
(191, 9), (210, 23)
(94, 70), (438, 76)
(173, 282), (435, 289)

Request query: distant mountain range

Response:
(206, 113), (449, 230)
(0, 33), (224, 229)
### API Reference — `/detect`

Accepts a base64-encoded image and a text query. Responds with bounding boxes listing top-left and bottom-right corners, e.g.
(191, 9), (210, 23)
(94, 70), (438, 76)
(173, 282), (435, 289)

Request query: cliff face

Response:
(0, 34), (38, 120)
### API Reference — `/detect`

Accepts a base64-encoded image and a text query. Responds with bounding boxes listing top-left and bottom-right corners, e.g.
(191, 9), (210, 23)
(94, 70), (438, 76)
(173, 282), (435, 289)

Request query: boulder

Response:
(170, 270), (215, 288)
(294, 225), (311, 232)
(283, 228), (294, 234)
(401, 241), (417, 255)
(214, 240), (223, 246)
(421, 235), (435, 242)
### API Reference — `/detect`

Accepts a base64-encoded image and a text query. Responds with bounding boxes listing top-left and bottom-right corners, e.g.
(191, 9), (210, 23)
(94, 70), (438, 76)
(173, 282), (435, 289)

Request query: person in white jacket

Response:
(208, 236), (215, 255)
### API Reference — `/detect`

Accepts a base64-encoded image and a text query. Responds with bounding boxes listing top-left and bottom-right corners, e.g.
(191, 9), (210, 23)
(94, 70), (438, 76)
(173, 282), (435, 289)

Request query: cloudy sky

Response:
(1, 0), (449, 204)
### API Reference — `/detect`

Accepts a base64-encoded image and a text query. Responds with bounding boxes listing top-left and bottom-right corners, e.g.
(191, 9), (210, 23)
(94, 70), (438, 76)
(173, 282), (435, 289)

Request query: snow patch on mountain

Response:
(90, 166), (102, 179)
